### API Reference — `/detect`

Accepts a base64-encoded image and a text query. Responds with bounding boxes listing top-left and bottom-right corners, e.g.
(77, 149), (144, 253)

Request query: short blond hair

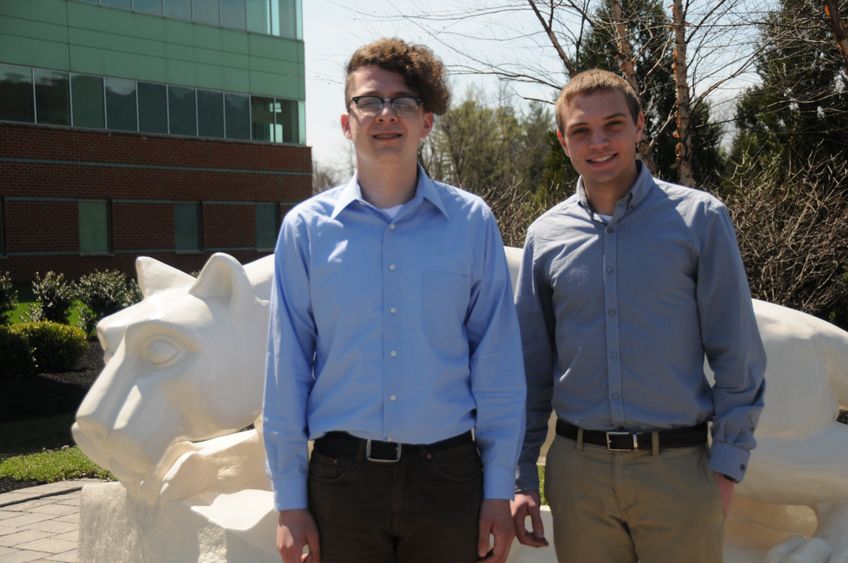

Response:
(555, 69), (641, 132)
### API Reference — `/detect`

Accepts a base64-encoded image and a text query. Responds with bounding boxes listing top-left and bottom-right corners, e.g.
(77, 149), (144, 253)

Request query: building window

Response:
(138, 82), (168, 134)
(246, 0), (270, 34)
(79, 201), (111, 255)
(220, 0), (246, 29)
(71, 74), (105, 129)
(133, 0), (163, 15)
(255, 203), (278, 250)
(251, 96), (274, 142)
(164, 0), (191, 19)
(0, 198), (5, 256)
(197, 90), (224, 138)
(0, 64), (34, 123)
(105, 78), (138, 131)
(225, 93), (250, 140)
(175, 202), (201, 251)
(101, 0), (132, 8)
(272, 0), (296, 38)
(34, 69), (70, 126)
(192, 0), (220, 25)
(169, 86), (197, 136)
(278, 98), (299, 143)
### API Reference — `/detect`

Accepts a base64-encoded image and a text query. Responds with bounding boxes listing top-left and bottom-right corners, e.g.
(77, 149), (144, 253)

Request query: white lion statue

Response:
(73, 249), (848, 562)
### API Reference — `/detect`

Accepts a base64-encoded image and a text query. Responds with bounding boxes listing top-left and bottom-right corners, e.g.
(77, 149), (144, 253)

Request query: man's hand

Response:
(477, 498), (515, 562)
(276, 509), (320, 563)
(511, 490), (549, 548)
(713, 472), (735, 516)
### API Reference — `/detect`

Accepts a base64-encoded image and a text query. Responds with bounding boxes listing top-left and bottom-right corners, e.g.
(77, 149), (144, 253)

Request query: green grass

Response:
(0, 446), (112, 483)
(7, 297), (86, 327)
(0, 414), (114, 485)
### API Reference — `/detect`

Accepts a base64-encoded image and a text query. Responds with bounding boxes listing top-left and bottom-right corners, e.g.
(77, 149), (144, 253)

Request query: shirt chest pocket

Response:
(421, 271), (471, 340)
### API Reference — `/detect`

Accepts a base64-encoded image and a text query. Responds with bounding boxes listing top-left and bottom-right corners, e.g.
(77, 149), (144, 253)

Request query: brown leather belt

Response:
(556, 419), (707, 451)
(314, 430), (474, 463)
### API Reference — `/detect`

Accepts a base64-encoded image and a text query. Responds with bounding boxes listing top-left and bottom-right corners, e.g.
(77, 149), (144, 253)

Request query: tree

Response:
(731, 0), (848, 177)
(577, 0), (725, 186)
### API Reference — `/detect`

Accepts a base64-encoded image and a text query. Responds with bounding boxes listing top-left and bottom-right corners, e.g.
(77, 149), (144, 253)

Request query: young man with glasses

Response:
(510, 69), (766, 562)
(263, 38), (525, 563)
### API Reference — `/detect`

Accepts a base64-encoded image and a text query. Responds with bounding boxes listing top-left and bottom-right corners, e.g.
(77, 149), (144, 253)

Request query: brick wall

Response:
(0, 122), (311, 282)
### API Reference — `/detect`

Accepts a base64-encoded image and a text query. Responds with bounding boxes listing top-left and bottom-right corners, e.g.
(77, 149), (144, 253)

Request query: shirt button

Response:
(389, 224), (396, 230)
(608, 309), (616, 317)
(390, 350), (398, 358)
(740, 463), (746, 471)
(389, 306), (397, 314)
(609, 351), (618, 359)
(611, 392), (620, 400)
(388, 264), (397, 271)
(389, 394), (397, 401)
(606, 226), (615, 234)
(606, 265), (615, 274)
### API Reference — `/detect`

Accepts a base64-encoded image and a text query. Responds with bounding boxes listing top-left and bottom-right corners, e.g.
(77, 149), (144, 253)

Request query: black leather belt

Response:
(314, 431), (474, 463)
(556, 420), (707, 451)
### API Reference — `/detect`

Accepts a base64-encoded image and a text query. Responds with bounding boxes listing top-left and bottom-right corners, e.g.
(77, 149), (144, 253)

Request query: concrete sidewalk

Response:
(0, 480), (100, 563)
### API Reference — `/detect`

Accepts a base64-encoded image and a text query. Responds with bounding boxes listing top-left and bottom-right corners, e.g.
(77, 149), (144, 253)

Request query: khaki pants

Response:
(544, 434), (724, 563)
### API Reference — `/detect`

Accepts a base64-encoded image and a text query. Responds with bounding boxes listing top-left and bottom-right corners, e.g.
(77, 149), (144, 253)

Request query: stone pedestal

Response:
(79, 483), (279, 562)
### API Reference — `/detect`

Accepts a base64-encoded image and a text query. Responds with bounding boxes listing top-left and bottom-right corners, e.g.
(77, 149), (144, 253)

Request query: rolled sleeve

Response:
(696, 202), (766, 483)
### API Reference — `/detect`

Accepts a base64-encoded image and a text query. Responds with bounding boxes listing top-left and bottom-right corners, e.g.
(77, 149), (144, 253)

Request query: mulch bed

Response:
(0, 342), (104, 494)
(0, 342), (102, 423)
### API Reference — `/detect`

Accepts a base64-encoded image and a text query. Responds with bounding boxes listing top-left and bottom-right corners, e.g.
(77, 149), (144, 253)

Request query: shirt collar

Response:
(330, 165), (449, 220)
(575, 160), (654, 214)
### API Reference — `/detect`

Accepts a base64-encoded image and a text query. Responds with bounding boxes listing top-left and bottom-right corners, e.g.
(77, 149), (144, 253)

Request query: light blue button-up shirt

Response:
(515, 163), (766, 491)
(264, 169), (526, 510)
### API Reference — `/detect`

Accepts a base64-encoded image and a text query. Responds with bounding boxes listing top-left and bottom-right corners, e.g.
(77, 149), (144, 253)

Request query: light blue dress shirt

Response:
(515, 163), (766, 491)
(264, 168), (526, 510)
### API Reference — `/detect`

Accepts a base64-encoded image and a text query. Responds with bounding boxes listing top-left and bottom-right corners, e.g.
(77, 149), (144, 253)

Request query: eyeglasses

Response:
(349, 96), (422, 118)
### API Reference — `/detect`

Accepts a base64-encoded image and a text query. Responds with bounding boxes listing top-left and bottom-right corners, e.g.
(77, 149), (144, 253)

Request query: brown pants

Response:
(307, 439), (483, 562)
(544, 434), (724, 563)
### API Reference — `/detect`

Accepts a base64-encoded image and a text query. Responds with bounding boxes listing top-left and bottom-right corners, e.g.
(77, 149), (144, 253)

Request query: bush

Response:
(76, 269), (142, 335)
(0, 271), (17, 325)
(11, 321), (87, 373)
(30, 272), (75, 324)
(0, 325), (34, 378)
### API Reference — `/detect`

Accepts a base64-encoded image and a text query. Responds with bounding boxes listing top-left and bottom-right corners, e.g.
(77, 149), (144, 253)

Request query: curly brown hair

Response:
(345, 37), (451, 115)
(555, 69), (642, 132)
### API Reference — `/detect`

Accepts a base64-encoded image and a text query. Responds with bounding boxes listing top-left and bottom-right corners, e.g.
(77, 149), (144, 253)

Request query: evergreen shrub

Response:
(30, 272), (75, 324)
(76, 270), (142, 335)
(11, 322), (87, 373)
(0, 325), (34, 378)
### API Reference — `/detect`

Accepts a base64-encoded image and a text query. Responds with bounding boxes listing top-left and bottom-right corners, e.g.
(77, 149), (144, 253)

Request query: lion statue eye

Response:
(145, 337), (180, 366)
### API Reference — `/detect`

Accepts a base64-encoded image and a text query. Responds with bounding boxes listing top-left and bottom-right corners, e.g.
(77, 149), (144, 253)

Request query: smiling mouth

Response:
(373, 133), (402, 140)
(588, 154), (616, 163)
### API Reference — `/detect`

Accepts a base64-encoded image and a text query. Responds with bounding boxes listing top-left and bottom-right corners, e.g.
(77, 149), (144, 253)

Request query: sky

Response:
(300, 1), (562, 174)
(300, 1), (760, 174)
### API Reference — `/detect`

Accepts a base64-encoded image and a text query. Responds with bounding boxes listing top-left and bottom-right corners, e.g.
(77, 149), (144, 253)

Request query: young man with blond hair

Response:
(511, 69), (766, 562)
(263, 38), (525, 563)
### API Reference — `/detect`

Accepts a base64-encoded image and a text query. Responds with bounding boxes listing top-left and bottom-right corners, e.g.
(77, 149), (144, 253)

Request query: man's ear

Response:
(556, 129), (570, 157)
(635, 111), (645, 144)
(341, 113), (352, 139)
(419, 112), (434, 140)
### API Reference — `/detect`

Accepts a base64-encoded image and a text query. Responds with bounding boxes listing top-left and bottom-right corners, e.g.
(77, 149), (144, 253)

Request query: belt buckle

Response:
(605, 431), (638, 451)
(366, 440), (402, 463)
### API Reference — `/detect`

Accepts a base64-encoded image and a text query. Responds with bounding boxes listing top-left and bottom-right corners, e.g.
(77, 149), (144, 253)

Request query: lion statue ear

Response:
(189, 253), (257, 314)
(136, 257), (196, 298)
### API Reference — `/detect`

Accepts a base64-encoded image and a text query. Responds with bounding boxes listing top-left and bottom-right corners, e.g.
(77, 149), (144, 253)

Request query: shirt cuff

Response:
(708, 440), (751, 483)
(515, 461), (541, 493)
(484, 466), (517, 500)
(271, 475), (308, 511)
